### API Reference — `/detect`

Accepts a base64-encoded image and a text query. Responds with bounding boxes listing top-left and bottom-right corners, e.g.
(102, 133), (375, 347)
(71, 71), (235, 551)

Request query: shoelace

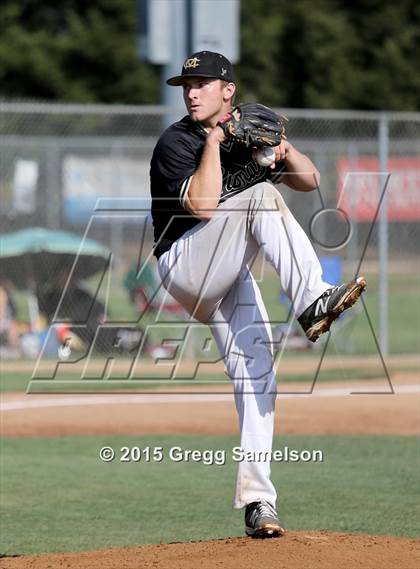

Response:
(255, 501), (276, 518)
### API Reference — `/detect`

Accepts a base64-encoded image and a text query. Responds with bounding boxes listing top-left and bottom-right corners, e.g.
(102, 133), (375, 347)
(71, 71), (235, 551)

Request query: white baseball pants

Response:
(157, 182), (330, 509)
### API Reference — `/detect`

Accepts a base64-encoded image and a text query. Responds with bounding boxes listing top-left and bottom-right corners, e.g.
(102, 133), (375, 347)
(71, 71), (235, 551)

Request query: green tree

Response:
(336, 0), (420, 110)
(238, 0), (420, 110)
(0, 0), (159, 103)
(0, 0), (419, 110)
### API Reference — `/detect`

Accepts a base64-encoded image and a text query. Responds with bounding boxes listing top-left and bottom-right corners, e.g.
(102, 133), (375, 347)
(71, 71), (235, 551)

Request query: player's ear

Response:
(223, 82), (236, 103)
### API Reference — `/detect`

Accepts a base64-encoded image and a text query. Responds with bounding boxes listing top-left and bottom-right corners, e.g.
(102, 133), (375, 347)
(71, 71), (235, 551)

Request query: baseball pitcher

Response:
(149, 51), (366, 538)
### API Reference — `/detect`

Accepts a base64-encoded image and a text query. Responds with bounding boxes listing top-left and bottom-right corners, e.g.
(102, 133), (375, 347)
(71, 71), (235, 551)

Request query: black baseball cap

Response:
(166, 51), (235, 86)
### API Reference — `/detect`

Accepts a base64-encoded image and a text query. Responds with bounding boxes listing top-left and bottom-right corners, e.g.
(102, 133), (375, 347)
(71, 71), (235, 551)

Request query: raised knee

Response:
(251, 182), (287, 215)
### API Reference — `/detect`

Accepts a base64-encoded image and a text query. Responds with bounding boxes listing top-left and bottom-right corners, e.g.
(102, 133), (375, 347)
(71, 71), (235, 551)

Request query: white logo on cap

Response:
(221, 68), (227, 76)
(184, 57), (201, 69)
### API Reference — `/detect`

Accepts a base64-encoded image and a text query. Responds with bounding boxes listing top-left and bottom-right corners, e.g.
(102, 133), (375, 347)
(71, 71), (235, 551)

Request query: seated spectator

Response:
(37, 271), (142, 355)
(0, 279), (20, 356)
(37, 274), (108, 352)
(124, 261), (183, 315)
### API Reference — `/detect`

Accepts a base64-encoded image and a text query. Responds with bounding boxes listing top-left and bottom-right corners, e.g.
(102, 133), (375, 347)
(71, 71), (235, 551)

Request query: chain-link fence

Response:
(0, 103), (419, 361)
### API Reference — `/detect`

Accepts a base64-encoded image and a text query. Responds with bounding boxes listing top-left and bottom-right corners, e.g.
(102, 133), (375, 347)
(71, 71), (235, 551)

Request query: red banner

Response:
(337, 157), (420, 221)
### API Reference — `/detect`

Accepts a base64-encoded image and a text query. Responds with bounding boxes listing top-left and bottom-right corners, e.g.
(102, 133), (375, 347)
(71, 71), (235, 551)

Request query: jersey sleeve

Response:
(150, 131), (202, 206)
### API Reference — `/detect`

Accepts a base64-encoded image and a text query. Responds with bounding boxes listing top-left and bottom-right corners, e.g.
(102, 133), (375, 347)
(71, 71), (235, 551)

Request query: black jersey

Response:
(150, 115), (286, 258)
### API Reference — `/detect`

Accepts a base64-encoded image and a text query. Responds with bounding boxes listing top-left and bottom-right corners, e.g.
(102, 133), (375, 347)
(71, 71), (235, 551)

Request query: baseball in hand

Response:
(255, 146), (276, 167)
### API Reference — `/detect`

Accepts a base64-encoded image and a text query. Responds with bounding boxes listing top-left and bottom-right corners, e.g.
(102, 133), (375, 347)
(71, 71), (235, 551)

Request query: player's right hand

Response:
(208, 125), (227, 144)
(274, 139), (291, 162)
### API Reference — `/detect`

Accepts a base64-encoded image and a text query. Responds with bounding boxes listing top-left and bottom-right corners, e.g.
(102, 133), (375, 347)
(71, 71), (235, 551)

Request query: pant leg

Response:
(249, 183), (331, 315)
(156, 182), (330, 509)
(157, 182), (330, 322)
(208, 268), (278, 509)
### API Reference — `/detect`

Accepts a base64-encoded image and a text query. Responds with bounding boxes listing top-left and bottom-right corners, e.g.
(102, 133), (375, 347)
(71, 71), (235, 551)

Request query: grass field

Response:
(12, 272), (420, 357)
(257, 271), (420, 355)
(1, 360), (417, 393)
(1, 434), (418, 555)
(103, 271), (420, 355)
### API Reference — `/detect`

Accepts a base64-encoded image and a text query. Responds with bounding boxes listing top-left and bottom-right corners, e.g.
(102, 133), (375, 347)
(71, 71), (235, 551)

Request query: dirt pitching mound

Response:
(1, 531), (419, 569)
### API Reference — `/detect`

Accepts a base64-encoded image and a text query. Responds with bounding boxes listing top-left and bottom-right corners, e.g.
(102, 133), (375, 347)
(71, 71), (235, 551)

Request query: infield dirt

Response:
(1, 356), (419, 569)
(1, 532), (419, 569)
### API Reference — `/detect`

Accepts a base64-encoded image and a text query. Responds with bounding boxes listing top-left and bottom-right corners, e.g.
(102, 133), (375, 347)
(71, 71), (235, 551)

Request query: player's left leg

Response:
(156, 182), (325, 324)
(249, 183), (366, 342)
(157, 181), (365, 342)
(208, 268), (284, 537)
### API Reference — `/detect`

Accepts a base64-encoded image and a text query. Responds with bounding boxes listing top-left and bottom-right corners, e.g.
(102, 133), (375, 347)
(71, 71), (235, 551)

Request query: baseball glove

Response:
(217, 102), (287, 148)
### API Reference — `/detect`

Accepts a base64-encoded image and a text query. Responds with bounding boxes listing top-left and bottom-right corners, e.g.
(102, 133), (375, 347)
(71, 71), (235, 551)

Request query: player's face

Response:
(182, 78), (231, 127)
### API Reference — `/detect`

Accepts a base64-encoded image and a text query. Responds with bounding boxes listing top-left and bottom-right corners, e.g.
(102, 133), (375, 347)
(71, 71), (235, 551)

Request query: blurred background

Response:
(0, 0), (419, 367)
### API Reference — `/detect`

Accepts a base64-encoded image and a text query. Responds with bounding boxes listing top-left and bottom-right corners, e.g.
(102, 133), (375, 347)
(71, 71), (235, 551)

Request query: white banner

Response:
(13, 159), (38, 214)
(62, 155), (151, 223)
